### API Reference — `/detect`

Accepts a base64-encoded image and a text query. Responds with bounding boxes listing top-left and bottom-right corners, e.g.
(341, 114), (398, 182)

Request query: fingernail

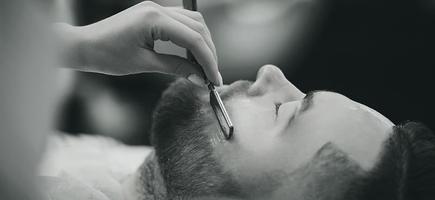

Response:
(188, 74), (206, 87)
(217, 73), (223, 86)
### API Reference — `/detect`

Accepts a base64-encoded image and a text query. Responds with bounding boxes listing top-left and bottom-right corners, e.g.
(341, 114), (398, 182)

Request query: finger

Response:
(169, 8), (216, 49)
(167, 7), (217, 60)
(188, 74), (207, 86)
(169, 7), (207, 25)
(152, 15), (221, 85)
(164, 8), (217, 61)
(143, 50), (207, 84)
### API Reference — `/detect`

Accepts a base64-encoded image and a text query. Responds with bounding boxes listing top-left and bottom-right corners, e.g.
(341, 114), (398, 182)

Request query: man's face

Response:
(202, 65), (394, 197)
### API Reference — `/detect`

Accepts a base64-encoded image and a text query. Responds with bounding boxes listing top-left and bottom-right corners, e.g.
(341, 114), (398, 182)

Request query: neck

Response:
(123, 151), (167, 200)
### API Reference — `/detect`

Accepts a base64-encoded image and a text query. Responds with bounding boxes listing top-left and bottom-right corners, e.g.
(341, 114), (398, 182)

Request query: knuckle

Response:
(140, 1), (158, 8)
(195, 23), (207, 35)
(192, 11), (204, 21)
(189, 33), (205, 49)
(142, 6), (161, 20)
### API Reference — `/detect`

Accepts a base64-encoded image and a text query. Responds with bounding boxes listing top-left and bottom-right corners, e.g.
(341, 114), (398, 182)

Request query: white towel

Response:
(38, 133), (152, 200)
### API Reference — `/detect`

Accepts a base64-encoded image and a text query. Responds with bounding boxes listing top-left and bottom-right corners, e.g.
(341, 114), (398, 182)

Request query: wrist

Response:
(53, 23), (90, 69)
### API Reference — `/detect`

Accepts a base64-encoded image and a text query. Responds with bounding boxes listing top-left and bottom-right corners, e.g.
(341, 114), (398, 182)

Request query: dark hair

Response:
(150, 79), (240, 199)
(343, 121), (435, 200)
(402, 122), (435, 199)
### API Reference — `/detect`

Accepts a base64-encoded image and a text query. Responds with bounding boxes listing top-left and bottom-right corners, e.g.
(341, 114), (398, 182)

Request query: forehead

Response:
(312, 91), (394, 128)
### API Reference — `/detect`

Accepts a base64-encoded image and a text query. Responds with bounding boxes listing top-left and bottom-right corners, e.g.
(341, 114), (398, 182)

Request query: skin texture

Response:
(201, 65), (394, 198)
(55, 1), (222, 85)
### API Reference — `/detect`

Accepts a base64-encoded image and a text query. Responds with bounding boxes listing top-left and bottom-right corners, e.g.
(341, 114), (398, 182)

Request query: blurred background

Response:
(56, 0), (435, 145)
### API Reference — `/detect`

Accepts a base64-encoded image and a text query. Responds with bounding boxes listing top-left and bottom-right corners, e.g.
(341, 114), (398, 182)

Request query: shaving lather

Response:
(183, 0), (234, 140)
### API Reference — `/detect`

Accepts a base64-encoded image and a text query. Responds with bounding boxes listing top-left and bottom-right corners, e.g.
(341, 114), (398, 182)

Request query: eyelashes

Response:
(275, 102), (282, 115)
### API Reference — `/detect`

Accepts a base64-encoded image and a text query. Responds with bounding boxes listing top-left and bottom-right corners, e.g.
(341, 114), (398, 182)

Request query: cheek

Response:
(288, 105), (351, 153)
(220, 97), (301, 179)
(220, 99), (283, 166)
(276, 106), (351, 169)
(229, 99), (277, 149)
(287, 103), (388, 171)
(220, 140), (288, 183)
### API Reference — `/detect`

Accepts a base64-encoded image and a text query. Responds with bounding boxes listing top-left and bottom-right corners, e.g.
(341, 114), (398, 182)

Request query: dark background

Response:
(57, 0), (435, 145)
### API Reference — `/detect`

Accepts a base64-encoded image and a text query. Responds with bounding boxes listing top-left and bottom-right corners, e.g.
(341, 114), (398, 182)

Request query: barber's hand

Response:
(57, 1), (222, 85)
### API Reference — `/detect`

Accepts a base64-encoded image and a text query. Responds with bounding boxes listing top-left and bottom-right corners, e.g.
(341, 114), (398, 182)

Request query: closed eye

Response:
(275, 102), (282, 116)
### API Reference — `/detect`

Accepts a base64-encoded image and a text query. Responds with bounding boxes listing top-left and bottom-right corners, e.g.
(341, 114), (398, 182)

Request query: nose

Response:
(248, 65), (305, 101)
